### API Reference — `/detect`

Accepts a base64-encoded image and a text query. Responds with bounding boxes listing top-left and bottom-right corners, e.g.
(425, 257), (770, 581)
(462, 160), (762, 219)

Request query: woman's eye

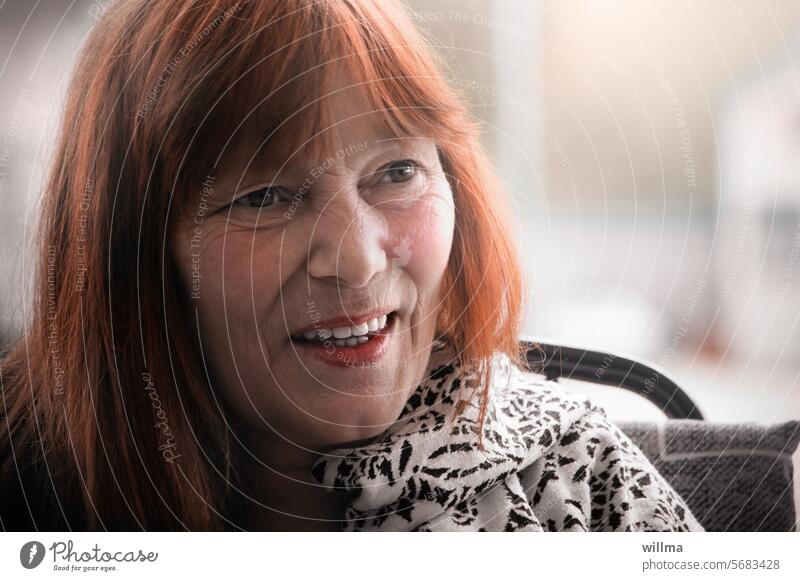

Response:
(233, 186), (291, 209)
(378, 160), (419, 184)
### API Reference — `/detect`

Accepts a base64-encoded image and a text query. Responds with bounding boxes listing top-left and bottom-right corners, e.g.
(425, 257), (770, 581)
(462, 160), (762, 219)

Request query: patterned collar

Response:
(309, 342), (598, 531)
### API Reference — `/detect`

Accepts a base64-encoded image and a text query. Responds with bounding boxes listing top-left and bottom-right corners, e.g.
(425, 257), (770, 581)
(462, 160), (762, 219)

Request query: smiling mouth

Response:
(290, 311), (397, 348)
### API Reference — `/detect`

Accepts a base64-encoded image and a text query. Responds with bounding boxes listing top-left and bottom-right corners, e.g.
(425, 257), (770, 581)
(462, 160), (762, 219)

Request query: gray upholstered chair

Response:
(523, 339), (800, 531)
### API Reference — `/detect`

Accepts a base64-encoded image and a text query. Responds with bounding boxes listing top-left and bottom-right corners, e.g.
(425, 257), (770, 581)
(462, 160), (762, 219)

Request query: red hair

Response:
(0, 0), (524, 530)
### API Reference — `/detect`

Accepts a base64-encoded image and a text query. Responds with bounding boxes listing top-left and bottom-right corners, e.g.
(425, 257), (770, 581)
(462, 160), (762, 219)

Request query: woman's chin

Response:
(284, 350), (414, 398)
(305, 405), (409, 450)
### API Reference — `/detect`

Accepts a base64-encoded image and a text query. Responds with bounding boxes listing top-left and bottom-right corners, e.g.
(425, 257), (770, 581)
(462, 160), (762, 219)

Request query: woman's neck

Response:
(237, 440), (352, 532)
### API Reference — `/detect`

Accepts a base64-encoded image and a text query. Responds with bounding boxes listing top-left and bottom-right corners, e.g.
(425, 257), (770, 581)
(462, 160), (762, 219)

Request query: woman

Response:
(0, 0), (703, 531)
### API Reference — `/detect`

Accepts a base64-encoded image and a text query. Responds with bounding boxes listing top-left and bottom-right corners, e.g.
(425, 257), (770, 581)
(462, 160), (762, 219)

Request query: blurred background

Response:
(1, 1), (799, 501)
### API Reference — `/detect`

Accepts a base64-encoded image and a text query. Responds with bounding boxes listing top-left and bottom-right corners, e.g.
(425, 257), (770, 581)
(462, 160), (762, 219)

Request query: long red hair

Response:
(0, 0), (524, 530)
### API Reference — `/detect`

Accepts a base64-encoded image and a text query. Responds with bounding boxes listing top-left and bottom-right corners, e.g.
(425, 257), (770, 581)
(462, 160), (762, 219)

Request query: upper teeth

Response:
(298, 314), (388, 341)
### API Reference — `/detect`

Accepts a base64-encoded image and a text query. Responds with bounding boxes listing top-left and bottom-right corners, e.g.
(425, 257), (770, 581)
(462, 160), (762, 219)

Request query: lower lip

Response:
(290, 313), (396, 368)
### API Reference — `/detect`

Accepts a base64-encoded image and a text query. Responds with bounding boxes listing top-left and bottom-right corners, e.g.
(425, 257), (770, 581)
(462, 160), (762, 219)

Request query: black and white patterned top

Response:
(310, 343), (705, 532)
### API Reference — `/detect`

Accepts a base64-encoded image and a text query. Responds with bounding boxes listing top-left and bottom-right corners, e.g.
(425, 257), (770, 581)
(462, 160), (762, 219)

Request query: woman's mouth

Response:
(289, 311), (398, 367)
(291, 312), (392, 347)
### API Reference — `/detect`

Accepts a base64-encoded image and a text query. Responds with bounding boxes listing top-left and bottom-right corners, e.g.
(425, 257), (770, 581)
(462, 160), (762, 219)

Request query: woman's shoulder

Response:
(0, 434), (79, 531)
(504, 379), (705, 531)
(0, 467), (82, 531)
(478, 352), (704, 531)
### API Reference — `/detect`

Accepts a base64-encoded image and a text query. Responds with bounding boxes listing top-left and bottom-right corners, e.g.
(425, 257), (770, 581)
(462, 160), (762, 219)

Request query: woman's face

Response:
(172, 86), (455, 452)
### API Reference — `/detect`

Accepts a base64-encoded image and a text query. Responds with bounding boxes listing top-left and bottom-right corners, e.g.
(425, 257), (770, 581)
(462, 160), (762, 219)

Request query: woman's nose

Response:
(306, 196), (389, 288)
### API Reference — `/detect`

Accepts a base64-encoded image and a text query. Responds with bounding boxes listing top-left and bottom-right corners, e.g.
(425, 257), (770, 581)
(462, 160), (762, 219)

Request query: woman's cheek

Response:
(181, 224), (285, 324)
(220, 232), (287, 309)
(394, 189), (455, 286)
(173, 224), (224, 307)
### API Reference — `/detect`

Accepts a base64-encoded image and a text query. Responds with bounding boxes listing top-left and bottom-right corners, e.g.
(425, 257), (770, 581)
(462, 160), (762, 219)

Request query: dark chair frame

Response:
(521, 338), (704, 421)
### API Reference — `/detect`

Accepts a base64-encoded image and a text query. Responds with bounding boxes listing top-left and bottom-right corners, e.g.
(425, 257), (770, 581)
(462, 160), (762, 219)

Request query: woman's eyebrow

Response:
(373, 136), (433, 149)
(364, 138), (434, 161)
(233, 162), (304, 190)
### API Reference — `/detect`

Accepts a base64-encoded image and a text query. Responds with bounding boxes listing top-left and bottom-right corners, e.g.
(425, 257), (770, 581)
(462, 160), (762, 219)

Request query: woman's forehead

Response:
(223, 132), (431, 183)
(203, 57), (441, 187)
(230, 99), (426, 173)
